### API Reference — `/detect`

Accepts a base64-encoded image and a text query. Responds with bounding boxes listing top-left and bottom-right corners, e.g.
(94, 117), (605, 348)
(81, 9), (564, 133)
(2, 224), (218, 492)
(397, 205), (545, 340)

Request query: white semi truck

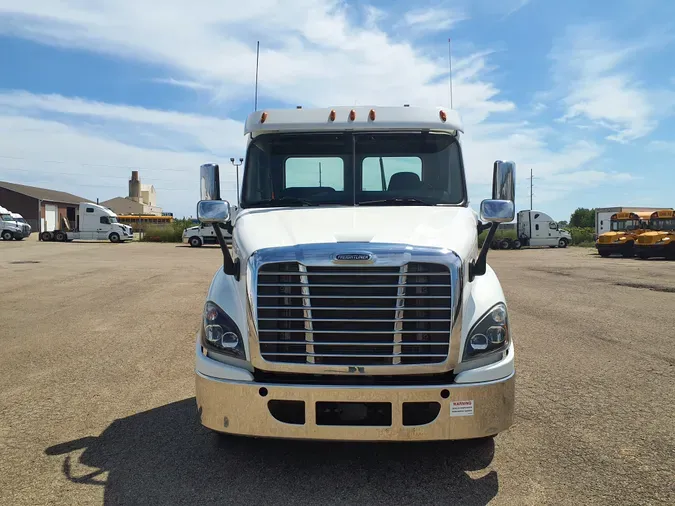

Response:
(488, 210), (571, 250)
(1, 205), (25, 241)
(193, 105), (516, 442)
(183, 222), (233, 247)
(11, 212), (32, 239)
(40, 202), (133, 243)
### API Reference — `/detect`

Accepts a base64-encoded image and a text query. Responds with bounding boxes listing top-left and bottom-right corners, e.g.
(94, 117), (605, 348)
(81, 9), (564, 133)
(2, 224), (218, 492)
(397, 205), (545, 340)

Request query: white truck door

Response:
(45, 204), (57, 232)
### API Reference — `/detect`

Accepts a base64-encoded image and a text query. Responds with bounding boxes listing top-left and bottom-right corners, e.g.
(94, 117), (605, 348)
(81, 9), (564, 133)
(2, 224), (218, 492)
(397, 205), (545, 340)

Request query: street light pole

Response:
(230, 157), (244, 207)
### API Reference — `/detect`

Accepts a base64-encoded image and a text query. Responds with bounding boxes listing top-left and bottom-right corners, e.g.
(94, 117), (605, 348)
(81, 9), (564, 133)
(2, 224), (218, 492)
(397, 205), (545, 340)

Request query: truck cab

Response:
(0, 205), (23, 241)
(635, 210), (675, 259)
(10, 212), (32, 239)
(40, 202), (134, 242)
(183, 222), (232, 247)
(595, 212), (650, 258)
(194, 106), (516, 442)
(517, 210), (571, 248)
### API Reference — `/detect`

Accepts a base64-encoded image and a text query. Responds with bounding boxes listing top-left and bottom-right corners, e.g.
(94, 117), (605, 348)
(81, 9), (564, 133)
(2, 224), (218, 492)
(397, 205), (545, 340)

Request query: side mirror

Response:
(197, 200), (231, 224)
(200, 163), (221, 201)
(480, 200), (515, 223)
(492, 160), (515, 202)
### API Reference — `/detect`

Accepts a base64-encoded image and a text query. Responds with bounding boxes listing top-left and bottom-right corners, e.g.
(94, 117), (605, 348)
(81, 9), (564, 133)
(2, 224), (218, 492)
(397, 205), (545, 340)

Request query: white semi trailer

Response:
(193, 105), (516, 442)
(40, 203), (133, 243)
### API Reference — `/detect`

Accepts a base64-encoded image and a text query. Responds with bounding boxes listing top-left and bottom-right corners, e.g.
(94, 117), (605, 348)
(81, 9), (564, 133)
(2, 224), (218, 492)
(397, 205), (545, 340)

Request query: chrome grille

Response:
(257, 262), (452, 366)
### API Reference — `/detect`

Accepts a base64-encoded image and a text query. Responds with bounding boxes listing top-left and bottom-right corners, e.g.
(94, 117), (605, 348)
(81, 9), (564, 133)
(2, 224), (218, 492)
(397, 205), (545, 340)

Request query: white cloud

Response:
(550, 24), (673, 143)
(0, 3), (642, 219)
(402, 6), (469, 32)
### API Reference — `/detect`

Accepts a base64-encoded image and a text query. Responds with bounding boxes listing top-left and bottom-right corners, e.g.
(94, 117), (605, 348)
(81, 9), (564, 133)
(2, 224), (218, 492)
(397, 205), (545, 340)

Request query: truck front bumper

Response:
(196, 352), (515, 442)
(635, 243), (670, 258)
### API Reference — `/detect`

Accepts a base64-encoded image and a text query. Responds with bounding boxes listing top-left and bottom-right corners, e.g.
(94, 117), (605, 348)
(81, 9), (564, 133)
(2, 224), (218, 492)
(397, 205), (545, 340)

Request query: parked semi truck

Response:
(1, 205), (25, 241)
(595, 211), (651, 258)
(491, 210), (571, 250)
(193, 105), (516, 442)
(11, 212), (32, 239)
(183, 222), (232, 247)
(40, 202), (133, 243)
(635, 209), (675, 259)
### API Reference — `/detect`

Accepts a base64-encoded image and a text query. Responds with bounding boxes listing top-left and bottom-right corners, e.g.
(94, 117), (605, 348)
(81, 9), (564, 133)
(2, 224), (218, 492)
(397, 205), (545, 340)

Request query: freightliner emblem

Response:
(332, 252), (374, 263)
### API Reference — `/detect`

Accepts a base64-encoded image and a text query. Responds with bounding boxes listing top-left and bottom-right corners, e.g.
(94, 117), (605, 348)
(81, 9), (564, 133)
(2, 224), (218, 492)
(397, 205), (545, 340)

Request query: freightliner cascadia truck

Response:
(194, 105), (516, 442)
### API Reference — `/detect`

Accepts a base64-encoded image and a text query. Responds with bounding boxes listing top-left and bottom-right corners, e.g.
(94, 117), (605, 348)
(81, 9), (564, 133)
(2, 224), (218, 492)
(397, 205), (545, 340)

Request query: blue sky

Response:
(1, 0), (674, 221)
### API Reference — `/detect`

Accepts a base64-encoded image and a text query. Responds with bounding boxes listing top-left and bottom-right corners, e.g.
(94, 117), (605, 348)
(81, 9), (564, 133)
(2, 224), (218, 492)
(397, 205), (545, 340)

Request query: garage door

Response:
(45, 204), (57, 232)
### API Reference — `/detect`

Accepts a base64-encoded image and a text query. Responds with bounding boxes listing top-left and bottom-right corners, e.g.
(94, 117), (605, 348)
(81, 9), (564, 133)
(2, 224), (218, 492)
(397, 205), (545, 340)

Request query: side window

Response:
(100, 217), (109, 224)
(284, 157), (344, 191)
(601, 220), (603, 226)
(86, 207), (94, 213)
(535, 224), (540, 231)
(534, 213), (540, 219)
(362, 157), (422, 191)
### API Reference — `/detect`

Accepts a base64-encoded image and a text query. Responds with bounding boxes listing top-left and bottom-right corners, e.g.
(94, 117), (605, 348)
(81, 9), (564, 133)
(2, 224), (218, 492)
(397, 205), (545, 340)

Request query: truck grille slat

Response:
(257, 262), (452, 366)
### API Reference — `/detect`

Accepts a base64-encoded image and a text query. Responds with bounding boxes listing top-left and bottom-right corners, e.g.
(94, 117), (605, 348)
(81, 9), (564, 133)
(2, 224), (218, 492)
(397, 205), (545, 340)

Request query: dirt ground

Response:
(0, 240), (673, 506)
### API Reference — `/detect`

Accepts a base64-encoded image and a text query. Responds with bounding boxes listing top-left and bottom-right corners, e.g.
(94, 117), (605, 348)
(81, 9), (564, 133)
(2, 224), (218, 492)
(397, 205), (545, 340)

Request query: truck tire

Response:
(499, 238), (511, 250)
(40, 231), (53, 241)
(1, 230), (13, 241)
(109, 232), (120, 243)
(55, 231), (66, 242)
(189, 236), (202, 247)
(512, 240), (522, 250)
(558, 238), (568, 248)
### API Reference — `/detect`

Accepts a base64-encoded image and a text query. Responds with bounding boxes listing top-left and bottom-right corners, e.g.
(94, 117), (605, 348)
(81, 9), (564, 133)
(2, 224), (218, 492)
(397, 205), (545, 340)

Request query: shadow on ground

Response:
(46, 398), (498, 506)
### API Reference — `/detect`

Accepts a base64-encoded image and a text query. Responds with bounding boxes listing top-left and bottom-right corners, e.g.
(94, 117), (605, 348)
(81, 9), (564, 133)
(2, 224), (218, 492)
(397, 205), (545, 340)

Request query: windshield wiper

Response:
(246, 196), (319, 208)
(358, 197), (436, 206)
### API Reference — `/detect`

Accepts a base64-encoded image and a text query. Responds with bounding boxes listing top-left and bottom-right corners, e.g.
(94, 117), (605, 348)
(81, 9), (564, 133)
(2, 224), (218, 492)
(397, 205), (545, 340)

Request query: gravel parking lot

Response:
(1, 240), (673, 505)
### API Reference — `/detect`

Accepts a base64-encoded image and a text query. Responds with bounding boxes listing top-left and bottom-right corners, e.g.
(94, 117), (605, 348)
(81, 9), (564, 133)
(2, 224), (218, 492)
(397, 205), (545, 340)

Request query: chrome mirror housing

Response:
(197, 200), (231, 224)
(480, 199), (515, 223)
(492, 161), (515, 202)
(200, 163), (221, 201)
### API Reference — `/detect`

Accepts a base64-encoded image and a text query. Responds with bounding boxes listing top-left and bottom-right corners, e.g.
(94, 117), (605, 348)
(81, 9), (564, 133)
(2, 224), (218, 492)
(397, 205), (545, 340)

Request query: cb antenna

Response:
(254, 41), (260, 111)
(448, 38), (454, 109)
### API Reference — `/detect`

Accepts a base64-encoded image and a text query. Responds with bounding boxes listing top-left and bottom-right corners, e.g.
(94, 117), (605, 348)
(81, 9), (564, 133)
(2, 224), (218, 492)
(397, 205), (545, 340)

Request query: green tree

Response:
(569, 208), (595, 228)
(558, 220), (568, 228)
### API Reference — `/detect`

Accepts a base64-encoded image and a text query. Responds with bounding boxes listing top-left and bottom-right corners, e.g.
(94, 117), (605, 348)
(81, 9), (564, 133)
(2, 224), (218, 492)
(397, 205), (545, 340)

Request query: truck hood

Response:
(234, 206), (477, 261)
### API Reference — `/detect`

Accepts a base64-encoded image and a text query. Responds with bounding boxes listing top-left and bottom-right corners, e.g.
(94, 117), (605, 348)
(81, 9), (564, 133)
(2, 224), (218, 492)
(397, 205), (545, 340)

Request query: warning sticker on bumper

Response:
(450, 400), (474, 417)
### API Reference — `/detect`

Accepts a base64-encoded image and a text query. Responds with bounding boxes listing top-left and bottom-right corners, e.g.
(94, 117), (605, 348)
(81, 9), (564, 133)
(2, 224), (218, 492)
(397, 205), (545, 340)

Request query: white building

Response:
(101, 171), (163, 216)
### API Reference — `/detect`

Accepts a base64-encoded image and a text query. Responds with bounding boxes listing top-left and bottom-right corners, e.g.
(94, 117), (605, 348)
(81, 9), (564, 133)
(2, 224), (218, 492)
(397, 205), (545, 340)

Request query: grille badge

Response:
(332, 252), (375, 264)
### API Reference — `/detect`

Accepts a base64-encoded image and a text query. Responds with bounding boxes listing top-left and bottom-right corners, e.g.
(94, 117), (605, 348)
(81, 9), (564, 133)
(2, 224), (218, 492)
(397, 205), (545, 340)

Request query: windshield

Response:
(650, 218), (675, 231)
(1, 213), (13, 221)
(611, 220), (640, 231)
(108, 216), (118, 223)
(16, 218), (26, 223)
(240, 132), (465, 208)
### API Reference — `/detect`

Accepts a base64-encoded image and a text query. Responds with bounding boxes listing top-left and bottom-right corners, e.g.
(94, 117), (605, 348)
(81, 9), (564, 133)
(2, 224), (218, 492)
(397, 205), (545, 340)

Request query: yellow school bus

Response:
(116, 214), (174, 232)
(595, 212), (651, 258)
(635, 209), (675, 259)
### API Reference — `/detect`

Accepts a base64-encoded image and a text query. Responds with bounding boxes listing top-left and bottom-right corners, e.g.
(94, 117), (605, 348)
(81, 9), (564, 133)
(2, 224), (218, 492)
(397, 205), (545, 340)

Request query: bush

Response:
(478, 228), (517, 248)
(566, 227), (595, 246)
(141, 218), (193, 243)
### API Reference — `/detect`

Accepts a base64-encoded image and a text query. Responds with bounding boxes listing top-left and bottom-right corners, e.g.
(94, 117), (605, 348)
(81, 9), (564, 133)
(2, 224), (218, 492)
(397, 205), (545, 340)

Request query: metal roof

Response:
(244, 106), (463, 137)
(0, 181), (90, 205)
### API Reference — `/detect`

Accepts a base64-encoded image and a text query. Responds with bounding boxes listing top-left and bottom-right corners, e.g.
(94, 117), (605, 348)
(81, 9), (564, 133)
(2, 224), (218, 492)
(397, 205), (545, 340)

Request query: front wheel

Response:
(189, 236), (202, 247)
(109, 233), (120, 243)
(558, 239), (568, 248)
(1, 230), (13, 241)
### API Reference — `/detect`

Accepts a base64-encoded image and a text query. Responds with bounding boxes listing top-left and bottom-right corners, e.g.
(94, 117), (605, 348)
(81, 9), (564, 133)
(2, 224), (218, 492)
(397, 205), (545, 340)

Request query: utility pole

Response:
(319, 162), (322, 187)
(529, 169), (534, 210)
(448, 38), (454, 108)
(230, 157), (244, 207)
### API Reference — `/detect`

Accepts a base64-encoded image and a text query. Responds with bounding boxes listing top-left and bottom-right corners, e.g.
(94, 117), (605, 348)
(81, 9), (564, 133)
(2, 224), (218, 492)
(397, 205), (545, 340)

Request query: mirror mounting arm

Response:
(212, 224), (240, 280)
(469, 222), (498, 282)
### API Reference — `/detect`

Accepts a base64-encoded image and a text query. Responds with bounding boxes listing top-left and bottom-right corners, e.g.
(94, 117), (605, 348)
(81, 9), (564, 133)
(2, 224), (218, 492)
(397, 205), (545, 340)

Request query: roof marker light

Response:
(369, 109), (376, 121)
(329, 109), (336, 121)
(349, 109), (356, 121)
(439, 110), (447, 122)
(260, 111), (268, 123)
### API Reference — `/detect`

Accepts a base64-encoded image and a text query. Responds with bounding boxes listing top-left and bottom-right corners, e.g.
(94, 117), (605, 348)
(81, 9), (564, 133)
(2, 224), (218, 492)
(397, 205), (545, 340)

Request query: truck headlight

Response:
(201, 301), (245, 359)
(463, 303), (510, 361)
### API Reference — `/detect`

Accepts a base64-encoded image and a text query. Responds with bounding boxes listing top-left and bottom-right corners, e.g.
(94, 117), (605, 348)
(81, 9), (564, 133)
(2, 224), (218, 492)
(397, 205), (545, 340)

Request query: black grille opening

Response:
(316, 402), (392, 426)
(268, 400), (305, 425)
(402, 402), (441, 426)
